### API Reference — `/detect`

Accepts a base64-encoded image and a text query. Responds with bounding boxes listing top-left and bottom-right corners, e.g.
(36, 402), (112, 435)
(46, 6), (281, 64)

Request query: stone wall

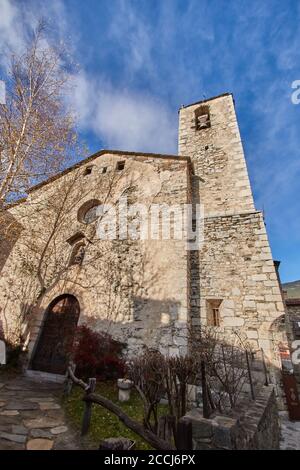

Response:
(179, 93), (287, 377)
(192, 211), (286, 366)
(0, 151), (191, 359)
(179, 93), (254, 216)
(181, 386), (280, 449)
(285, 300), (300, 392)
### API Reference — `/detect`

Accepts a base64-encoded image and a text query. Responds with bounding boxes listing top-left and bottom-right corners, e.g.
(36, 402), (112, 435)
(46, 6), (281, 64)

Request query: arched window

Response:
(194, 105), (211, 130)
(69, 242), (85, 266)
(77, 199), (101, 224)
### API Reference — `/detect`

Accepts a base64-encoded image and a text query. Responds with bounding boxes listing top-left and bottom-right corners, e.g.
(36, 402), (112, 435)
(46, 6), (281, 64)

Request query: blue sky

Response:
(1, 0), (300, 282)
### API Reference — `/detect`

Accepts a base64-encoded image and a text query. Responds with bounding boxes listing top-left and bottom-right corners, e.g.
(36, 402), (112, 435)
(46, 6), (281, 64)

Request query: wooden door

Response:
(31, 295), (80, 375)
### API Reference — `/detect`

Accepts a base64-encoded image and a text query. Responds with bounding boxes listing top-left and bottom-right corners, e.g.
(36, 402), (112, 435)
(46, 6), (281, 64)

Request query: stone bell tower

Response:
(178, 93), (287, 391)
(178, 93), (254, 217)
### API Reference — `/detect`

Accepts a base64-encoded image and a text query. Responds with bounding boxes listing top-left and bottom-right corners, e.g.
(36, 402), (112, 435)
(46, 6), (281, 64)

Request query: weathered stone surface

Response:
(182, 386), (279, 450)
(39, 402), (60, 410)
(6, 402), (39, 410)
(26, 438), (54, 450)
(0, 410), (19, 416)
(0, 438), (24, 450)
(50, 426), (68, 435)
(11, 425), (28, 435)
(23, 417), (64, 429)
(26, 397), (55, 403)
(30, 429), (53, 439)
(0, 432), (27, 443)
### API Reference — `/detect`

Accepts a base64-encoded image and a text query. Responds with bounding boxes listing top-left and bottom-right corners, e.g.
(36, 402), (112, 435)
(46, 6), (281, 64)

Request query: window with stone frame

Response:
(194, 105), (211, 130)
(69, 242), (85, 266)
(77, 199), (101, 224)
(206, 299), (222, 327)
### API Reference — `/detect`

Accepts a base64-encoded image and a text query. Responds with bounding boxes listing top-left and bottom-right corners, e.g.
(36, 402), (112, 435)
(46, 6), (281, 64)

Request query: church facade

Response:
(0, 93), (287, 382)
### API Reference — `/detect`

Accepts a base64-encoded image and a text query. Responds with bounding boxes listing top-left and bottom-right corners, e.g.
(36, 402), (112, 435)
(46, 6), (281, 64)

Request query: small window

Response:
(116, 161), (125, 171)
(212, 308), (220, 327)
(84, 166), (93, 176)
(206, 299), (222, 327)
(69, 242), (85, 266)
(78, 199), (101, 224)
(102, 167), (108, 174)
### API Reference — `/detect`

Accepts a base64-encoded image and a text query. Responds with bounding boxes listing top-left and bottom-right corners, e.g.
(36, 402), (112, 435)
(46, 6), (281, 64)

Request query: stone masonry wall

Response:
(178, 93), (254, 216)
(179, 93), (287, 385)
(192, 211), (286, 366)
(181, 386), (280, 449)
(0, 152), (191, 361)
(285, 302), (300, 392)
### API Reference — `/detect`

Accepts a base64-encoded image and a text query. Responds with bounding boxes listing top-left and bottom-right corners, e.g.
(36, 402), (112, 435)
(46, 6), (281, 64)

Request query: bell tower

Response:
(178, 93), (255, 217)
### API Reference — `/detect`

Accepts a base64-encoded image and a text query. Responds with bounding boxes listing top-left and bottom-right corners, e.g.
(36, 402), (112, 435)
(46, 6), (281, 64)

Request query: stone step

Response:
(25, 370), (66, 384)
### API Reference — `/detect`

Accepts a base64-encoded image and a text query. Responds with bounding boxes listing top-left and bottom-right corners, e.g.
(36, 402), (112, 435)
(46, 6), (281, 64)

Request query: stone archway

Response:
(31, 294), (80, 375)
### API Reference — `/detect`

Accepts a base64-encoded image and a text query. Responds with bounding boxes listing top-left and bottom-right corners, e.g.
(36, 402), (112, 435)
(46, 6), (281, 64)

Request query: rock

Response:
(0, 438), (24, 450)
(50, 426), (68, 435)
(0, 432), (27, 443)
(99, 437), (135, 450)
(23, 417), (64, 429)
(0, 401), (6, 407)
(39, 402), (60, 410)
(11, 425), (28, 435)
(6, 402), (39, 410)
(0, 410), (19, 416)
(30, 429), (53, 439)
(26, 397), (55, 403)
(26, 438), (54, 450)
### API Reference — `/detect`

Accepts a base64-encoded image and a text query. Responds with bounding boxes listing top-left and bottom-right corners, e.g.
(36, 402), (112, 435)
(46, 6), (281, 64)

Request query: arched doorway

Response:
(31, 294), (80, 375)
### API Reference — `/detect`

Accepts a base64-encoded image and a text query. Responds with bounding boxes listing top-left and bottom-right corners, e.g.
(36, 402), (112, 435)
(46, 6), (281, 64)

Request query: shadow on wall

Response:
(22, 293), (184, 373)
(0, 211), (23, 274)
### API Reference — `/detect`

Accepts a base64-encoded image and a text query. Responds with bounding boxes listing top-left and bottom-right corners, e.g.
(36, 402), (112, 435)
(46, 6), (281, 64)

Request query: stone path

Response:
(280, 411), (300, 450)
(0, 374), (81, 450)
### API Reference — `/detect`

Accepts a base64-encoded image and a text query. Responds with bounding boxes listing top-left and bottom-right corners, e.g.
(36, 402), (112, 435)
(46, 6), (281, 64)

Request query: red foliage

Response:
(70, 325), (126, 380)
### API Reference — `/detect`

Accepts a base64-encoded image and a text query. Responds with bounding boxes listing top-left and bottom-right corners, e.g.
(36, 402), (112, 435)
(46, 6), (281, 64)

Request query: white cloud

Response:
(73, 74), (177, 154)
(0, 0), (68, 68)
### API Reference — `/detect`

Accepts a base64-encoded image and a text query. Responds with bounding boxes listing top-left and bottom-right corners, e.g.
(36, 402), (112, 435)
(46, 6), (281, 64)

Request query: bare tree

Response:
(0, 21), (79, 206)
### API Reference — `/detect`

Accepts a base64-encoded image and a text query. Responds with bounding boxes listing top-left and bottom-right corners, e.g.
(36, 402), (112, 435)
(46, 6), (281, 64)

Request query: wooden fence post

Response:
(201, 361), (211, 418)
(81, 377), (96, 436)
(176, 419), (193, 450)
(245, 350), (255, 400)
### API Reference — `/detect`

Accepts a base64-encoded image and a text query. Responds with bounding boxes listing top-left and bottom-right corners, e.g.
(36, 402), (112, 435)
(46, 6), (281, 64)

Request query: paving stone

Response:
(39, 402), (60, 410)
(280, 414), (300, 450)
(30, 429), (53, 439)
(26, 397), (55, 403)
(0, 415), (22, 425)
(23, 417), (64, 429)
(0, 410), (19, 416)
(26, 438), (54, 450)
(20, 409), (48, 418)
(0, 438), (24, 450)
(50, 426), (68, 435)
(0, 432), (27, 443)
(11, 425), (28, 435)
(6, 402), (39, 410)
(0, 376), (80, 450)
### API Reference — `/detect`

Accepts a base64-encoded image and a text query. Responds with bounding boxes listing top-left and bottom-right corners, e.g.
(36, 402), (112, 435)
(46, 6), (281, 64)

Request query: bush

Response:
(70, 325), (125, 380)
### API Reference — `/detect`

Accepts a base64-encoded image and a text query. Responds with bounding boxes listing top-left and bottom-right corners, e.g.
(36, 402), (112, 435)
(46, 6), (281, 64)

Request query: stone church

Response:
(0, 93), (287, 384)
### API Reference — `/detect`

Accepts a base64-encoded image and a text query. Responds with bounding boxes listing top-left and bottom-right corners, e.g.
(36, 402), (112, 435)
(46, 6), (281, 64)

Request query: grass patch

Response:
(62, 381), (168, 450)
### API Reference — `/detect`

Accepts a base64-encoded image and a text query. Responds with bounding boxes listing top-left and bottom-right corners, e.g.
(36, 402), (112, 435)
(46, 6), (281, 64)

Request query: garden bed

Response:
(62, 381), (168, 450)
